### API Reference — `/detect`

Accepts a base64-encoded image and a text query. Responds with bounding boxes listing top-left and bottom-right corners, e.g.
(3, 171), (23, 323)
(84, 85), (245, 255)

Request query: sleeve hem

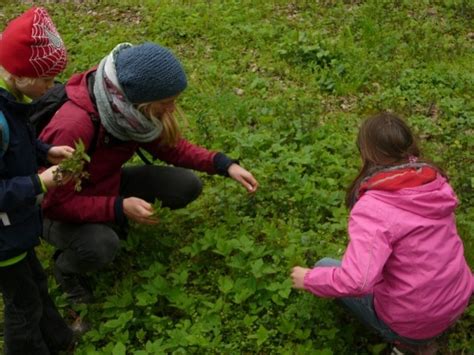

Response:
(213, 152), (239, 177)
(114, 196), (126, 225)
(30, 174), (44, 195)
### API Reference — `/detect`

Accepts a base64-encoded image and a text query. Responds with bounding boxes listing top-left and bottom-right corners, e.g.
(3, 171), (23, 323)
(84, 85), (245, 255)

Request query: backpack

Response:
(30, 82), (70, 135)
(0, 111), (9, 158)
(0, 83), (98, 157)
(1, 83), (151, 163)
(29, 82), (103, 156)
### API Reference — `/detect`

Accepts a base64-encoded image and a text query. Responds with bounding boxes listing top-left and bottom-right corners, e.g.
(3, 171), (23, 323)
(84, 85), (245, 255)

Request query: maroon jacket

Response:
(40, 69), (225, 223)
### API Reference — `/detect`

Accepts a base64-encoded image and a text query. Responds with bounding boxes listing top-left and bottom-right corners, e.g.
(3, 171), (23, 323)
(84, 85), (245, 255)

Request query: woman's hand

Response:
(47, 145), (75, 164)
(123, 197), (159, 225)
(227, 164), (259, 193)
(291, 266), (310, 289)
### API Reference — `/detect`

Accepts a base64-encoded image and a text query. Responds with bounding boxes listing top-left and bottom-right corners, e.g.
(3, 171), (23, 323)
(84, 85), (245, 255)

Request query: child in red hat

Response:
(0, 7), (77, 354)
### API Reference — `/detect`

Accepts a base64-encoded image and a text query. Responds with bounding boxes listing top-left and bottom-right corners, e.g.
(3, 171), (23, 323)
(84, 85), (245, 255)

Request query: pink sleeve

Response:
(304, 200), (393, 298)
(142, 138), (217, 174)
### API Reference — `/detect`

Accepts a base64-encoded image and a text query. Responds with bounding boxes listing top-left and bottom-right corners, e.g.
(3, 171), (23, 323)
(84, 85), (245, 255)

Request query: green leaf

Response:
(315, 349), (334, 355)
(218, 276), (234, 294)
(233, 277), (257, 303)
(250, 258), (264, 278)
(278, 279), (293, 299)
(248, 325), (269, 346)
(103, 311), (133, 330)
(135, 291), (156, 306)
(112, 342), (126, 355)
(369, 343), (388, 355)
(243, 315), (258, 327)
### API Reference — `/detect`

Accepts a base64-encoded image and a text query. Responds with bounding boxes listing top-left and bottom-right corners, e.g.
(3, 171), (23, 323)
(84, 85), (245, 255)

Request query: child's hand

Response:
(227, 164), (259, 193)
(39, 165), (72, 190)
(123, 197), (159, 225)
(291, 266), (311, 289)
(47, 145), (75, 164)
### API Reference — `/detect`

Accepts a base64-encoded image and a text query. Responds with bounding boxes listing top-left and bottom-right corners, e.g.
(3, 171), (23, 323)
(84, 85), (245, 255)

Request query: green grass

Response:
(1, 1), (473, 353)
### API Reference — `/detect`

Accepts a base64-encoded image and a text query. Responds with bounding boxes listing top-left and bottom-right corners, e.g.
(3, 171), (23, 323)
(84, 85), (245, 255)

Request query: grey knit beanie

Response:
(115, 42), (187, 104)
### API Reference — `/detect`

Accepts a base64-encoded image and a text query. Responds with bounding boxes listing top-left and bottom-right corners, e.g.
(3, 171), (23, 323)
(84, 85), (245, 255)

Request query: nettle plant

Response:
(53, 139), (90, 192)
(1, 1), (470, 354)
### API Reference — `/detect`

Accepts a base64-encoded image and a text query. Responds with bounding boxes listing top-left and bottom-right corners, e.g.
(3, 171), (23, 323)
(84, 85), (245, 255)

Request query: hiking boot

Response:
(54, 264), (94, 304)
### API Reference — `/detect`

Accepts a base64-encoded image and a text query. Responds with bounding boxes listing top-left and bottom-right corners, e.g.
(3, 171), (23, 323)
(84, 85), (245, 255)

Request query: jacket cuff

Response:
(213, 152), (239, 177)
(303, 268), (314, 291)
(114, 196), (126, 226)
(30, 175), (44, 195)
(36, 140), (52, 165)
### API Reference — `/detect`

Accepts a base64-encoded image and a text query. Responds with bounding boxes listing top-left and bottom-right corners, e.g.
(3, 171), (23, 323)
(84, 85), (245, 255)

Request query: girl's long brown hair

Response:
(345, 112), (445, 209)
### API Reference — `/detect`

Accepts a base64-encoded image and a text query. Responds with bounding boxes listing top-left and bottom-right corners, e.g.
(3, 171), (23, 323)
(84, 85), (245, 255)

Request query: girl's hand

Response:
(291, 266), (311, 289)
(47, 145), (75, 164)
(227, 164), (259, 193)
(123, 197), (159, 225)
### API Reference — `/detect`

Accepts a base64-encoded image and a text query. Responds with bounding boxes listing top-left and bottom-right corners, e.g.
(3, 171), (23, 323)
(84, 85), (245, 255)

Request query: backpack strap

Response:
(0, 111), (9, 158)
(136, 147), (153, 165)
(87, 112), (101, 157)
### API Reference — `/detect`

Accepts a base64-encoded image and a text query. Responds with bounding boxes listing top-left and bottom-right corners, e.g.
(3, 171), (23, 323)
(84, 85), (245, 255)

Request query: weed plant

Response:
(1, 1), (473, 353)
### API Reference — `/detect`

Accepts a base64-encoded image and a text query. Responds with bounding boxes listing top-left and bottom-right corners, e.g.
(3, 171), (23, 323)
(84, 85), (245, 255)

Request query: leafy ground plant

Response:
(1, 1), (472, 354)
(53, 139), (90, 192)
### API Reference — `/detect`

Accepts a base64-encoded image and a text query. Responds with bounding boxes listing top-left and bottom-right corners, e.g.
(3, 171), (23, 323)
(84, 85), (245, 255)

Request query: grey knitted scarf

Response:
(93, 43), (162, 142)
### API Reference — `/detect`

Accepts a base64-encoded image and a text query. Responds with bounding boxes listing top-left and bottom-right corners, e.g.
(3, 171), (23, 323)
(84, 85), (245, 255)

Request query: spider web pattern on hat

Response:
(29, 7), (66, 77)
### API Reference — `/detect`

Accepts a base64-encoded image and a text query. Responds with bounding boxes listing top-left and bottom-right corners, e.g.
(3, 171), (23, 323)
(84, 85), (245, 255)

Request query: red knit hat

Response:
(0, 7), (67, 78)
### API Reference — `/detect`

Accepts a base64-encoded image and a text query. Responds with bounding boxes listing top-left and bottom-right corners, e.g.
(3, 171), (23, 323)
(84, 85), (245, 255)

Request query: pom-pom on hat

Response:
(115, 42), (187, 104)
(0, 7), (67, 78)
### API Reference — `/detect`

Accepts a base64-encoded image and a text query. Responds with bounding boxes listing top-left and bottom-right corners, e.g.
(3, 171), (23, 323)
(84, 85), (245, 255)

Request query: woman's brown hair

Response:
(137, 103), (186, 147)
(345, 112), (445, 209)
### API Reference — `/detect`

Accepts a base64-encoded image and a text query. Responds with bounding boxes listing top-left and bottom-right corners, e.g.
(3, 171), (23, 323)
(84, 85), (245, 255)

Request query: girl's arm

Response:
(303, 199), (393, 298)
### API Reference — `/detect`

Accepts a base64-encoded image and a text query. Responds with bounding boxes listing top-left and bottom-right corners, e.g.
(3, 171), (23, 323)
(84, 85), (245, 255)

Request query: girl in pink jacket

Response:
(291, 113), (473, 354)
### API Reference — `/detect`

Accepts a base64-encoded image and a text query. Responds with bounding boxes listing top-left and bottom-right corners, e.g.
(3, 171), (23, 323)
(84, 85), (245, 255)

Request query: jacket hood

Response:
(65, 67), (98, 116)
(364, 174), (457, 219)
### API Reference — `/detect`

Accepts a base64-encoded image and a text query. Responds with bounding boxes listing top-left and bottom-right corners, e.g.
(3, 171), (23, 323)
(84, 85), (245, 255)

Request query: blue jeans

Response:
(315, 258), (432, 346)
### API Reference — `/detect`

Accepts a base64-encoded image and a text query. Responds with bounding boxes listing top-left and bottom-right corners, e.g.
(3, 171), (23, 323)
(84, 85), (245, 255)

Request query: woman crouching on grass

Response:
(291, 112), (473, 354)
(39, 42), (259, 305)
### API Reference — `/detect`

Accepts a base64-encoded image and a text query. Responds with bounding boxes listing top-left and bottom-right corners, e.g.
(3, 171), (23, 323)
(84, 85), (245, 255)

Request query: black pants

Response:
(42, 166), (202, 275)
(0, 250), (72, 355)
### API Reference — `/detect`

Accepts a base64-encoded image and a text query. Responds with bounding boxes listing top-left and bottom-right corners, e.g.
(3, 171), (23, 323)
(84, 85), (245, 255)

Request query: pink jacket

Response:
(304, 174), (473, 339)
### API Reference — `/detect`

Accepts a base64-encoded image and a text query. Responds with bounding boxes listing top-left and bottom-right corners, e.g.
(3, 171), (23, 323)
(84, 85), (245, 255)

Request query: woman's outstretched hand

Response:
(123, 197), (159, 225)
(227, 163), (259, 193)
(47, 145), (75, 164)
(291, 266), (310, 289)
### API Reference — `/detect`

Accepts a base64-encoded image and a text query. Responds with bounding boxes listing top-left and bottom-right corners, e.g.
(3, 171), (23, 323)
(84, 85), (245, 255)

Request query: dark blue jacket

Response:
(0, 88), (51, 261)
